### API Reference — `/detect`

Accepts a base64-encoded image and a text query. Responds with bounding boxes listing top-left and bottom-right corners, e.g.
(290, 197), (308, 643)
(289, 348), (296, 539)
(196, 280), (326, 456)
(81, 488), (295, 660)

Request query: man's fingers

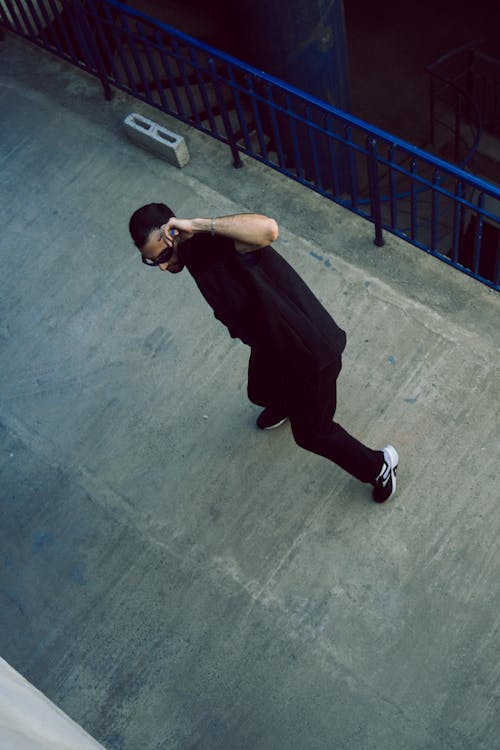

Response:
(160, 224), (175, 246)
(166, 217), (194, 239)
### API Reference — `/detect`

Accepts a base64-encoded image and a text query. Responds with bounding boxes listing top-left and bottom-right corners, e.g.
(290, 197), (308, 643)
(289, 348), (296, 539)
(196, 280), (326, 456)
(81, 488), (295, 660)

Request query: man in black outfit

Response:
(129, 203), (399, 503)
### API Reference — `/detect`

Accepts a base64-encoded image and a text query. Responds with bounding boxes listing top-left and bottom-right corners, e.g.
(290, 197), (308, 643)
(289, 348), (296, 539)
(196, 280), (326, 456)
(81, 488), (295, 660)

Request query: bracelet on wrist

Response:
(211, 216), (217, 237)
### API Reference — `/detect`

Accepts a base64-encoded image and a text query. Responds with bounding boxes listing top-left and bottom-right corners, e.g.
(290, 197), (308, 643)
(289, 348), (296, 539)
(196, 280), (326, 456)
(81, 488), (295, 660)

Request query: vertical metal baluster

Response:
(88, 2), (115, 100)
(388, 146), (397, 229)
(344, 126), (358, 209)
(306, 106), (321, 188)
(89, 0), (120, 85)
(157, 33), (184, 116)
(325, 116), (340, 198)
(173, 37), (200, 126)
(209, 58), (243, 167)
(494, 227), (500, 288)
(472, 192), (485, 276)
(265, 84), (285, 168)
(0, 1), (12, 29)
(38, 0), (63, 55)
(9, 0), (35, 37)
(4, 0), (25, 34)
(366, 138), (384, 247)
(45, 0), (78, 62)
(104, 6), (134, 90)
(120, 14), (153, 103)
(228, 67), (252, 152)
(190, 48), (217, 134)
(33, 0), (62, 57)
(246, 76), (268, 160)
(52, 0), (85, 65)
(431, 169), (441, 252)
(73, 0), (112, 100)
(117, 12), (140, 95)
(116, 13), (145, 99)
(451, 180), (464, 263)
(138, 22), (167, 109)
(286, 94), (303, 180)
(410, 159), (418, 241)
(22, 0), (48, 44)
(64, 0), (93, 69)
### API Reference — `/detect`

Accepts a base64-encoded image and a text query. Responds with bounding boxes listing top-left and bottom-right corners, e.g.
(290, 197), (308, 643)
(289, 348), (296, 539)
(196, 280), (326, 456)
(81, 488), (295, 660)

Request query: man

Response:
(129, 203), (399, 503)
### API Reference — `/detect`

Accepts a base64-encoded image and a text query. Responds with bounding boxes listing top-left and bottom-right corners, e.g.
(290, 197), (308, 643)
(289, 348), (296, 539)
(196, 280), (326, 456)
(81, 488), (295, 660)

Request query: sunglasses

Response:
(141, 246), (174, 267)
(141, 228), (176, 267)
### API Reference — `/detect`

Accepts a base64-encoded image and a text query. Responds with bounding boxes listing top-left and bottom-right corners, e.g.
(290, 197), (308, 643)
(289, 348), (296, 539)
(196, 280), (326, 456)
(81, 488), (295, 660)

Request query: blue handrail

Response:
(1, 0), (499, 289)
(98, 1), (500, 192)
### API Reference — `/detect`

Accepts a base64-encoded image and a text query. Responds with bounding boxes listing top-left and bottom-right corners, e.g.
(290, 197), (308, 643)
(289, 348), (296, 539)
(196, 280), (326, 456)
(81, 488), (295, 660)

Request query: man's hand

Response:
(161, 217), (195, 245)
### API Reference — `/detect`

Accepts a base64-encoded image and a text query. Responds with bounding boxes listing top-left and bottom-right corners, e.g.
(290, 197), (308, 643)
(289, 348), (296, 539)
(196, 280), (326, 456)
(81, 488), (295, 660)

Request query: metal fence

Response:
(2, 0), (499, 289)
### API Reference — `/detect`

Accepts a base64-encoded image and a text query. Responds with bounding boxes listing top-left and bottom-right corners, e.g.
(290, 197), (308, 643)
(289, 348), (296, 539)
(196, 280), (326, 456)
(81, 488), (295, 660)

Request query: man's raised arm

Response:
(163, 213), (279, 253)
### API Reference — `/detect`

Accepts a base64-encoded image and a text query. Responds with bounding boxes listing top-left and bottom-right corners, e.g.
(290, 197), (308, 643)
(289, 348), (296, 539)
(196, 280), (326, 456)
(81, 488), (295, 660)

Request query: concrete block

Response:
(123, 113), (189, 168)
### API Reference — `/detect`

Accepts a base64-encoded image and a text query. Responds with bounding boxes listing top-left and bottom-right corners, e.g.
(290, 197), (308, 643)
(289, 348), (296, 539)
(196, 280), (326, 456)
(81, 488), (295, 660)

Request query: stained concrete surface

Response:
(1, 34), (500, 750)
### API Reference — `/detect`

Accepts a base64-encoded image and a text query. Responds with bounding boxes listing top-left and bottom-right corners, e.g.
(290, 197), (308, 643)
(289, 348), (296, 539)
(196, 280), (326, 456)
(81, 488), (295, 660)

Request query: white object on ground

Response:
(0, 657), (106, 750)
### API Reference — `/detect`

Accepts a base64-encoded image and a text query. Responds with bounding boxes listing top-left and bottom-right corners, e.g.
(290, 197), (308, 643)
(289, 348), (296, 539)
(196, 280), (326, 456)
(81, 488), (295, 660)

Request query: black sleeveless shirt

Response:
(181, 234), (346, 382)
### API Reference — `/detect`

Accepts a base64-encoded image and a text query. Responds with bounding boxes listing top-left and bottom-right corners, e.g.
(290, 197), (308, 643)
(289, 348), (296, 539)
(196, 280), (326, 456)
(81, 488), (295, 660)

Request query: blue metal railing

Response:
(1, 0), (499, 289)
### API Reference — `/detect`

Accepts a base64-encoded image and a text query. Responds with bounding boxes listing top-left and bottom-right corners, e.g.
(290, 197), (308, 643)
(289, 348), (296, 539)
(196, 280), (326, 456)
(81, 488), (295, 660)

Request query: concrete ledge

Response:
(123, 113), (190, 168)
(0, 657), (105, 749)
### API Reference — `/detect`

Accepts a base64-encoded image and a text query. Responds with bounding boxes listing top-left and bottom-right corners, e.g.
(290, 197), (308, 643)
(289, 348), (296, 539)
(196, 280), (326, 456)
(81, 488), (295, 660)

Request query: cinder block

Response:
(123, 113), (190, 168)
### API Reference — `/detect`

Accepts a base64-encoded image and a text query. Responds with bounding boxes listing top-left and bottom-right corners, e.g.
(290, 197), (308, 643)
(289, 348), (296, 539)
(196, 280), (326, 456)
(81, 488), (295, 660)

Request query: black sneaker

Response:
(256, 408), (288, 430)
(373, 445), (399, 503)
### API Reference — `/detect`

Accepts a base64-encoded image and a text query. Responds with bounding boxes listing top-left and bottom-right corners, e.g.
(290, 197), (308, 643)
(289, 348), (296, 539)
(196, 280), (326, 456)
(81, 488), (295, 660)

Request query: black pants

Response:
(248, 350), (382, 484)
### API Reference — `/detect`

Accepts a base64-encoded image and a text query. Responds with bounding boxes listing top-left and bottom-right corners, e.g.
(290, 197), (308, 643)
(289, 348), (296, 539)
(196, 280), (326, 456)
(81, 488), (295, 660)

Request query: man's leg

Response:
(247, 348), (288, 428)
(288, 358), (383, 484)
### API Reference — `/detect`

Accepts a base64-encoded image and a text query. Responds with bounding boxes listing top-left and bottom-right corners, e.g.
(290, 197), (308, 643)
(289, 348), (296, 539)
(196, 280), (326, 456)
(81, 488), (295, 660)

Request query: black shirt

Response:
(181, 234), (346, 381)
(181, 234), (263, 346)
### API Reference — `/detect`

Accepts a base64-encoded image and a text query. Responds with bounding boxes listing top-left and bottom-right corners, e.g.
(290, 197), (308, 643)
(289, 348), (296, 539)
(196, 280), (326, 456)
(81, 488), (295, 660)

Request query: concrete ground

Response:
(1, 33), (500, 750)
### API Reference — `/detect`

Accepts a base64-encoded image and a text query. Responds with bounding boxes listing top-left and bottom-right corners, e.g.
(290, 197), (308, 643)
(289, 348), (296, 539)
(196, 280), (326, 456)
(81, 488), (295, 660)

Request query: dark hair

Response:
(129, 203), (175, 248)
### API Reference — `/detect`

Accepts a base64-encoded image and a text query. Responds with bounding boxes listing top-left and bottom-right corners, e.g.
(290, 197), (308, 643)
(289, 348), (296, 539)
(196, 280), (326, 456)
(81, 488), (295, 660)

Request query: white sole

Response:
(384, 444), (399, 469)
(262, 417), (288, 430)
(383, 444), (399, 500)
